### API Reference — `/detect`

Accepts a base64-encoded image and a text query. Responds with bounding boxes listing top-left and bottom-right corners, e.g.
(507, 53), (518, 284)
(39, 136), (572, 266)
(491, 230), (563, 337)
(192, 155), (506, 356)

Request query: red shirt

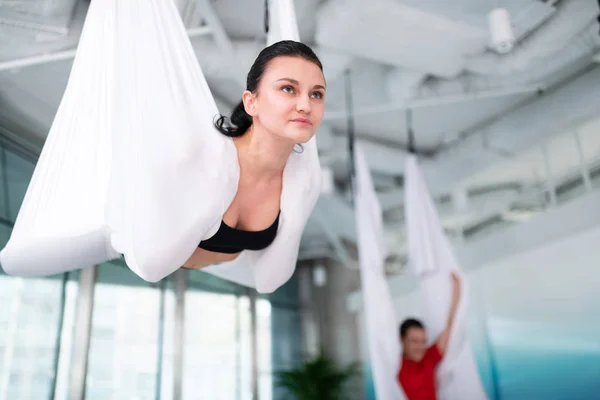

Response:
(397, 345), (442, 400)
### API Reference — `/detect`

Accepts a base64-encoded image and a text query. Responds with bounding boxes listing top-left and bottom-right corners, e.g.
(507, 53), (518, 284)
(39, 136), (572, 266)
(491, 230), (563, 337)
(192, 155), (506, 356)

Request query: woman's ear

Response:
(242, 90), (257, 117)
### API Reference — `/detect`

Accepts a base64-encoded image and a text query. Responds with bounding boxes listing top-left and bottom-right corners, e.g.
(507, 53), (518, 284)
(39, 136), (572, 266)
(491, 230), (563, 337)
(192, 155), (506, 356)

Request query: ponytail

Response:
(214, 100), (252, 137)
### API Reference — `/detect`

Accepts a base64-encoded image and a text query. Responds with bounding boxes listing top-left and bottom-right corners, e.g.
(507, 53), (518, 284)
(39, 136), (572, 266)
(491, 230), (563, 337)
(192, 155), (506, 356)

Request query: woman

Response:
(0, 2), (323, 294)
(183, 40), (326, 270)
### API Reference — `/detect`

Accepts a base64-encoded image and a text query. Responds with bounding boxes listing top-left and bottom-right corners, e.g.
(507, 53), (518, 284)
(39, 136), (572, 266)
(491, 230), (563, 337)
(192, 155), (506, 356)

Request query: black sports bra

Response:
(198, 212), (280, 254)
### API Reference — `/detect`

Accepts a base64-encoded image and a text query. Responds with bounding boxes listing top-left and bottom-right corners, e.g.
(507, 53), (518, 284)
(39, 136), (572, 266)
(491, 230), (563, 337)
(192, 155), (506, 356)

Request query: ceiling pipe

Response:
(0, 26), (213, 73)
(322, 83), (542, 121)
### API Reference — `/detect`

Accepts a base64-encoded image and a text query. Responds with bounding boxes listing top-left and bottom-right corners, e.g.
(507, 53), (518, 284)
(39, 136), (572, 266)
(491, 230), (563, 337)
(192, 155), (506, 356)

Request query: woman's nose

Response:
(296, 96), (311, 113)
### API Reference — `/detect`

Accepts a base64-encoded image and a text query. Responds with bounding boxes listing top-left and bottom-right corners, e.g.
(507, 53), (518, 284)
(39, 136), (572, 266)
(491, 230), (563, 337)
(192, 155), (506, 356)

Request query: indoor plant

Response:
(274, 352), (361, 400)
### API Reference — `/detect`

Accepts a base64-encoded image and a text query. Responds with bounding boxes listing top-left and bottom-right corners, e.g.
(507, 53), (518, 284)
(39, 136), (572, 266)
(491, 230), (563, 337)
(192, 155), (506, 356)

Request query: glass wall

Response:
(0, 142), (80, 400)
(182, 290), (240, 399)
(264, 274), (303, 400)
(0, 273), (79, 400)
(0, 136), (304, 399)
(85, 264), (165, 399)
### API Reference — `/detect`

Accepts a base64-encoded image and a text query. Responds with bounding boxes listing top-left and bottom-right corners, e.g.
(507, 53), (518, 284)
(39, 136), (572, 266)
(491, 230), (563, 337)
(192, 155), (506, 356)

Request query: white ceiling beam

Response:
(386, 68), (426, 104)
(0, 48), (77, 72)
(327, 137), (409, 176)
(377, 183), (527, 213)
(322, 84), (543, 121)
(0, 26), (213, 73)
(315, 0), (487, 78)
(421, 65), (600, 196)
(194, 0), (246, 89)
(0, 8), (71, 35)
(312, 199), (356, 267)
(176, 0), (201, 27)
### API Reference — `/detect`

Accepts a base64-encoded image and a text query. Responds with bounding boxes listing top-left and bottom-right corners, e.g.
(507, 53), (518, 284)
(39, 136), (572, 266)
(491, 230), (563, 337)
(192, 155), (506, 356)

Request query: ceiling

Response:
(0, 0), (599, 272)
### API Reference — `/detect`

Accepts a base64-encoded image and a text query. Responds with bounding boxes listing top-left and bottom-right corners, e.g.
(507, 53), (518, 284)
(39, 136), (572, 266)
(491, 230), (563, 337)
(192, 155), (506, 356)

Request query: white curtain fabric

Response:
(1, 0), (320, 294)
(354, 143), (406, 400)
(404, 154), (487, 400)
(266, 0), (299, 46)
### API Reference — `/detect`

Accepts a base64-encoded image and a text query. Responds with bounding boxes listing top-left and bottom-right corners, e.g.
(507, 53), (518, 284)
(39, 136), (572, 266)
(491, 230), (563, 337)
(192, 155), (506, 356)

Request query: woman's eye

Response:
(312, 92), (324, 99)
(282, 86), (294, 93)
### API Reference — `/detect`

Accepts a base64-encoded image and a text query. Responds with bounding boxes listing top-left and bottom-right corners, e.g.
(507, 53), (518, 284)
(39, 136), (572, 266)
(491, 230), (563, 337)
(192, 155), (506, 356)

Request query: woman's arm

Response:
(435, 272), (461, 356)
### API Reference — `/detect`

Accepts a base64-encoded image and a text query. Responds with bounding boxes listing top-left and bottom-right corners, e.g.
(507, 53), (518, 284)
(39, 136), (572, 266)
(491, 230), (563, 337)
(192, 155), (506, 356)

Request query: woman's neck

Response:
(234, 124), (293, 183)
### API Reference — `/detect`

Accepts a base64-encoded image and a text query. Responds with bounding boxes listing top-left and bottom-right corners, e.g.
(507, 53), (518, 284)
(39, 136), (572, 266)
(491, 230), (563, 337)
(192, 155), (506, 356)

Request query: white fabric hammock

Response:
(354, 143), (406, 400)
(354, 148), (488, 399)
(404, 154), (487, 400)
(0, 0), (321, 294)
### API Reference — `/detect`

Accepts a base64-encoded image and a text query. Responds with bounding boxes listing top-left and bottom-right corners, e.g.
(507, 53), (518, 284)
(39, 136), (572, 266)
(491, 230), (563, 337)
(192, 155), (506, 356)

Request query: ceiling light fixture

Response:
(489, 8), (514, 54)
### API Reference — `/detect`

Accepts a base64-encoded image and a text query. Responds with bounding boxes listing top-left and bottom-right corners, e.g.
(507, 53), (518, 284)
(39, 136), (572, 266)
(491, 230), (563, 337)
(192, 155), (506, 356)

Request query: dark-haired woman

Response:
(183, 40), (326, 272)
(0, 0), (325, 295)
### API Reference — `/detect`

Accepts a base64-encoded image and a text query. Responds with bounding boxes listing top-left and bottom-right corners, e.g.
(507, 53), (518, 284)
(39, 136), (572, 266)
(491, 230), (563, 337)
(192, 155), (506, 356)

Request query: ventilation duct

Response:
(315, 0), (487, 78)
(0, 0), (79, 33)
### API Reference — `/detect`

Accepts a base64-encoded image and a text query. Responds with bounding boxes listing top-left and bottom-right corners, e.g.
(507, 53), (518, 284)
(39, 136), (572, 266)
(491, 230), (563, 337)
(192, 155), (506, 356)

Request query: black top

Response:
(198, 212), (280, 254)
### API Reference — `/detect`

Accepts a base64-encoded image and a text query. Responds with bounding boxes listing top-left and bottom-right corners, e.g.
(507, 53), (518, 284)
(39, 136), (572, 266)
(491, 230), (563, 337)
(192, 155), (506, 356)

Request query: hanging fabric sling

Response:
(354, 146), (489, 399)
(354, 142), (407, 400)
(0, 0), (321, 294)
(405, 154), (487, 399)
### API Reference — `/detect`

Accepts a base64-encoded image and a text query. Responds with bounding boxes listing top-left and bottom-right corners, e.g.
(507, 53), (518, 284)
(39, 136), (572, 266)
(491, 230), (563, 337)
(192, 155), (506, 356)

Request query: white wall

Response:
(468, 224), (600, 330)
(470, 223), (600, 399)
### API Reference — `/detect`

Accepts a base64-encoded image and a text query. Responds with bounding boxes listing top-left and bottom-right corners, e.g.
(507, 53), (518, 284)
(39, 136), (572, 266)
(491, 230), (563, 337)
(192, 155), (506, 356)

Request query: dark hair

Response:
(399, 318), (424, 338)
(214, 40), (323, 137)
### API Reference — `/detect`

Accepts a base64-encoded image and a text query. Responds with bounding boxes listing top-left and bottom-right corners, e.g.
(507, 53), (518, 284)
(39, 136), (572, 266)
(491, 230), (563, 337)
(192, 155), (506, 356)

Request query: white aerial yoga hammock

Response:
(0, 0), (321, 294)
(404, 154), (487, 400)
(354, 146), (487, 399)
(354, 143), (406, 400)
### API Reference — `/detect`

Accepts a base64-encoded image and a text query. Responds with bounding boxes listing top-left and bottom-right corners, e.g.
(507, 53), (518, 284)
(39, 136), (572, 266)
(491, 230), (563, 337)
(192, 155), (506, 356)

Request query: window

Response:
(257, 299), (273, 400)
(183, 291), (240, 400)
(0, 274), (77, 400)
(85, 265), (163, 400)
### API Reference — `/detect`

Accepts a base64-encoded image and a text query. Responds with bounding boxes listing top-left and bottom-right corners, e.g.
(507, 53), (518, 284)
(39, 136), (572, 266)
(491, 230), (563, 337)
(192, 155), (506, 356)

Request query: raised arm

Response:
(436, 271), (461, 356)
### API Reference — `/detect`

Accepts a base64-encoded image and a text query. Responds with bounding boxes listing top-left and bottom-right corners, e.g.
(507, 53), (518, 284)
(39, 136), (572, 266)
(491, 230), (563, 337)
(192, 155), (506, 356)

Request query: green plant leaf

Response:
(274, 352), (361, 400)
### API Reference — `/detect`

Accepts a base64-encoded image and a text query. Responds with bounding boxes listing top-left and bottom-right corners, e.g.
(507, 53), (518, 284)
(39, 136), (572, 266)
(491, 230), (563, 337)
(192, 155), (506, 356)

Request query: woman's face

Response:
(243, 56), (326, 144)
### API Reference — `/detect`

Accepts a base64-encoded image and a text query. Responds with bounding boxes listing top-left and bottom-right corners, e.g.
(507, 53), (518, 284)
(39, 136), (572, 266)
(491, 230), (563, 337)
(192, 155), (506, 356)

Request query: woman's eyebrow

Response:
(276, 78), (326, 90)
